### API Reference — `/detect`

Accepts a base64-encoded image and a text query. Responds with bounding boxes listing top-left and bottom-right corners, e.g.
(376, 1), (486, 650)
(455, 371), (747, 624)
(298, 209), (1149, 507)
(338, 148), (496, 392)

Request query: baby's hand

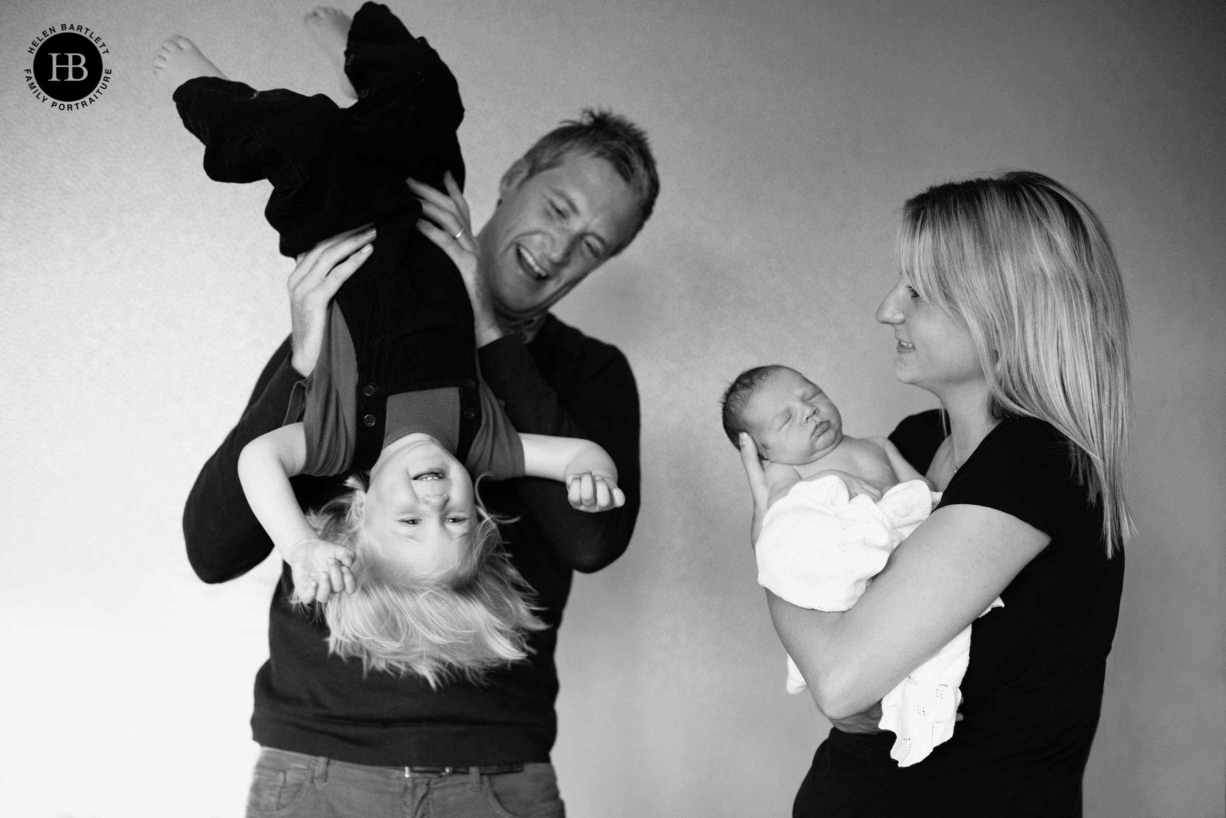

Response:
(284, 538), (356, 605)
(565, 472), (626, 513)
(807, 470), (883, 502)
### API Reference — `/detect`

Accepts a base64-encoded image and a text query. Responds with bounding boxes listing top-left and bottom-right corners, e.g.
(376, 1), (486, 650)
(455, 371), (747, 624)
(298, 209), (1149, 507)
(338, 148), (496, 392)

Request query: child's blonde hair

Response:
(900, 171), (1132, 553)
(299, 475), (546, 688)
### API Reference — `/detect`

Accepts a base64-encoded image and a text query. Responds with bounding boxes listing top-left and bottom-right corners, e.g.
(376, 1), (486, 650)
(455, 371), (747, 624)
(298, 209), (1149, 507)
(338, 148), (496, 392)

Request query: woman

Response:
(740, 171), (1131, 815)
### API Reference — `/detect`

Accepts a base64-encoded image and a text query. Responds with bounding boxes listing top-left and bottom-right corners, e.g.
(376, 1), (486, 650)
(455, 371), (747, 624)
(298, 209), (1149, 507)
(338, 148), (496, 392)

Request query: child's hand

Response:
(565, 472), (625, 513)
(285, 538), (356, 604)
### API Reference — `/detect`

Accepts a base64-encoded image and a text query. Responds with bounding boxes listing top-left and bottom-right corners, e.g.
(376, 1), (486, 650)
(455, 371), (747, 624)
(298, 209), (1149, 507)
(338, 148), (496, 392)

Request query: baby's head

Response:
(302, 435), (545, 687)
(720, 365), (844, 465)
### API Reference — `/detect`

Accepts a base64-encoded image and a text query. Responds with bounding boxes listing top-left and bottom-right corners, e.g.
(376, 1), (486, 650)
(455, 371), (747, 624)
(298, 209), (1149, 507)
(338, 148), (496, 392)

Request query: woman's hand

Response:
(410, 173), (504, 345)
(829, 702), (963, 735)
(565, 472), (626, 513)
(827, 702), (885, 734)
(288, 226), (376, 376)
(738, 434), (771, 547)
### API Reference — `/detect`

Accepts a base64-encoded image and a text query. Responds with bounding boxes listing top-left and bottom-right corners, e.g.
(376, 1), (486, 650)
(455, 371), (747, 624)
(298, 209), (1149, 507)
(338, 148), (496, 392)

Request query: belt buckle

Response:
(404, 765), (455, 778)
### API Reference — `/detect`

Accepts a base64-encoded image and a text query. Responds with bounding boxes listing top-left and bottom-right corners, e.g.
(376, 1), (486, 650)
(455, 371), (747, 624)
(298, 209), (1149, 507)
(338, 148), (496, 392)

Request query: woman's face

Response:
(875, 276), (984, 396)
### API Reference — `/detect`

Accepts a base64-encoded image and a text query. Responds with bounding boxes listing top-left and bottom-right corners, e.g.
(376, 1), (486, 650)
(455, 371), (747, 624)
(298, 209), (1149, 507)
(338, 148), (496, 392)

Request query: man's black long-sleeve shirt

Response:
(182, 316), (641, 765)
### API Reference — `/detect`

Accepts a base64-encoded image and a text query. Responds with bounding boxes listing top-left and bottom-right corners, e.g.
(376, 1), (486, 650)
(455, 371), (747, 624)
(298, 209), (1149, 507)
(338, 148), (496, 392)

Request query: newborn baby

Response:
(721, 364), (926, 499)
(721, 364), (1001, 767)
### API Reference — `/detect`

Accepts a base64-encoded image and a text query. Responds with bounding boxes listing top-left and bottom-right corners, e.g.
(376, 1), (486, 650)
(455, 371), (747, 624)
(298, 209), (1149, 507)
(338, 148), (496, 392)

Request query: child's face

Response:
(743, 368), (844, 465)
(363, 435), (475, 577)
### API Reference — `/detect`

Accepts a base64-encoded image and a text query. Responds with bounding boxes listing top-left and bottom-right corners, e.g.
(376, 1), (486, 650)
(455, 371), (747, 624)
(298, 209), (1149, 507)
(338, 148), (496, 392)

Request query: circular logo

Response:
(32, 32), (103, 102)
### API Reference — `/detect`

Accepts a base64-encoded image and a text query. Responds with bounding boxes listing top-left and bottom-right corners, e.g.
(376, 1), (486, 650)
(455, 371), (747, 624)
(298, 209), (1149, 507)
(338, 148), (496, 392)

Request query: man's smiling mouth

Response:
(516, 245), (549, 281)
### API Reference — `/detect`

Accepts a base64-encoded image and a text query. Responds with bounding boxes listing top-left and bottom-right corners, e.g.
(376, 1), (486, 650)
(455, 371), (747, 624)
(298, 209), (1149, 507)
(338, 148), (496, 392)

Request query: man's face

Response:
(476, 151), (644, 322)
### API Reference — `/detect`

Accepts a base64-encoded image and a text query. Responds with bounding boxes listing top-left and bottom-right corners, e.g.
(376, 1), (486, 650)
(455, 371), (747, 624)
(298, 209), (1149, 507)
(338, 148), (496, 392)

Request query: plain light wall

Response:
(2, 0), (1222, 816)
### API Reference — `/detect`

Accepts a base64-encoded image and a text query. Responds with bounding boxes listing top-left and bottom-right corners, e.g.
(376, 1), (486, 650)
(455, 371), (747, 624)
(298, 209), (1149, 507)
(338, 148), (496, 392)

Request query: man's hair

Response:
(300, 476), (546, 688)
(720, 365), (791, 448)
(900, 170), (1132, 553)
(519, 108), (660, 250)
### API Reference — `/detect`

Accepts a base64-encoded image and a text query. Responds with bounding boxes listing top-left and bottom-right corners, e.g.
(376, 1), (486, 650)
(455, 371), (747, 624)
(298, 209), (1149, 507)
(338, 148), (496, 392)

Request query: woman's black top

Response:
(794, 410), (1125, 817)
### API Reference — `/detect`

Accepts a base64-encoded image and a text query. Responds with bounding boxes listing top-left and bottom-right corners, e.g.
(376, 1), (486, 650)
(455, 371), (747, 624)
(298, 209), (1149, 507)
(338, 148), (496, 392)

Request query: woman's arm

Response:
(739, 430), (1048, 720)
(520, 433), (625, 513)
(771, 504), (1048, 719)
(238, 423), (354, 602)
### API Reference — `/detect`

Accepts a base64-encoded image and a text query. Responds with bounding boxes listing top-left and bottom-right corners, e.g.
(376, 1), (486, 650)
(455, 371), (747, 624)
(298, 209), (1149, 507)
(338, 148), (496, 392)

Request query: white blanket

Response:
(755, 476), (1002, 767)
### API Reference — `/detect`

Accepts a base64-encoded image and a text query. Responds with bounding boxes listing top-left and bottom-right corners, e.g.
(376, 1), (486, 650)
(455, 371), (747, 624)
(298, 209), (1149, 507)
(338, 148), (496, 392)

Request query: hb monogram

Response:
(48, 53), (89, 81)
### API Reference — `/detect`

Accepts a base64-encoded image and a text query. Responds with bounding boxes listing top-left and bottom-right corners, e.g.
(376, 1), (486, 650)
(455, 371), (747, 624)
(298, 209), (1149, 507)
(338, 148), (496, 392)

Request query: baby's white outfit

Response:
(755, 476), (1002, 767)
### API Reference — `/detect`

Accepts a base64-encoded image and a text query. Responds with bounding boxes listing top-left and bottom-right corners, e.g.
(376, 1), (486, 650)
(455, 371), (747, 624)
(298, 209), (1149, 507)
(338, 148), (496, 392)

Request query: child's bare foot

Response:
(304, 7), (356, 99)
(153, 35), (226, 92)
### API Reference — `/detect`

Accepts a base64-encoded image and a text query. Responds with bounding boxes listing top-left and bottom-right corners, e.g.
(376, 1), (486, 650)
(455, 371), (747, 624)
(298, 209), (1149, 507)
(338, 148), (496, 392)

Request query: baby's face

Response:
(363, 435), (475, 577)
(743, 368), (844, 465)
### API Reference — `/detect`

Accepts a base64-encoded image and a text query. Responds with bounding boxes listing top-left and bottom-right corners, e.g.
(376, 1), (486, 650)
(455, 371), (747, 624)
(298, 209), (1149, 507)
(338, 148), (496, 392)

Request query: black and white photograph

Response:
(3, 1), (1223, 816)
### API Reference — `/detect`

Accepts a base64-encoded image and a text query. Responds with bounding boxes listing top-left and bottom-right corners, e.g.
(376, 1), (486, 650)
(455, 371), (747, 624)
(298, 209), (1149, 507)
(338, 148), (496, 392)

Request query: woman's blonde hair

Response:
(298, 475), (546, 688)
(899, 171), (1132, 554)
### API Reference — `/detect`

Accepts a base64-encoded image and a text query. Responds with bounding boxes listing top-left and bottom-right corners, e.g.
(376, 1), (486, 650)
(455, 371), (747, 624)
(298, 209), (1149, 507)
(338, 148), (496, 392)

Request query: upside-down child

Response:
(721, 364), (1001, 766)
(156, 4), (624, 688)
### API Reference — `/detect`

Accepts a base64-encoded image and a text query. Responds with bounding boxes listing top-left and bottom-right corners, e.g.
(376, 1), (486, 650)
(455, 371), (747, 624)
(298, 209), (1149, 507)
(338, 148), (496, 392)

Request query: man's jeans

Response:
(246, 747), (566, 818)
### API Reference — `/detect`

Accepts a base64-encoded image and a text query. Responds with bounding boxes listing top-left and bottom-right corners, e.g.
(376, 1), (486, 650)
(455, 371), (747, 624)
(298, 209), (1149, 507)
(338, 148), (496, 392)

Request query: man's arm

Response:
(410, 177), (639, 572)
(479, 331), (640, 573)
(183, 337), (298, 583)
(183, 230), (372, 583)
(238, 422), (355, 602)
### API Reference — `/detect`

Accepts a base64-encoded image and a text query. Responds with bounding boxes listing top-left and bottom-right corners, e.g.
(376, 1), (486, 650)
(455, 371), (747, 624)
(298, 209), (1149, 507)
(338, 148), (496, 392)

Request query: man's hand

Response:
(284, 537), (356, 605)
(565, 472), (626, 513)
(288, 226), (376, 376)
(410, 173), (505, 346)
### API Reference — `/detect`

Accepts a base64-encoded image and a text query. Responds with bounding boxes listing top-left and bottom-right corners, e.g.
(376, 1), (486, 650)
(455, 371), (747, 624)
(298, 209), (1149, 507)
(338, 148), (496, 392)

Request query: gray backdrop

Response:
(2, 0), (1222, 815)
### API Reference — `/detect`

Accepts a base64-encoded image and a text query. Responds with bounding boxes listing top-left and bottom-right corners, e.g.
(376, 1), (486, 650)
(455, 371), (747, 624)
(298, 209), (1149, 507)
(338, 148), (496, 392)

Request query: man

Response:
(182, 108), (658, 817)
